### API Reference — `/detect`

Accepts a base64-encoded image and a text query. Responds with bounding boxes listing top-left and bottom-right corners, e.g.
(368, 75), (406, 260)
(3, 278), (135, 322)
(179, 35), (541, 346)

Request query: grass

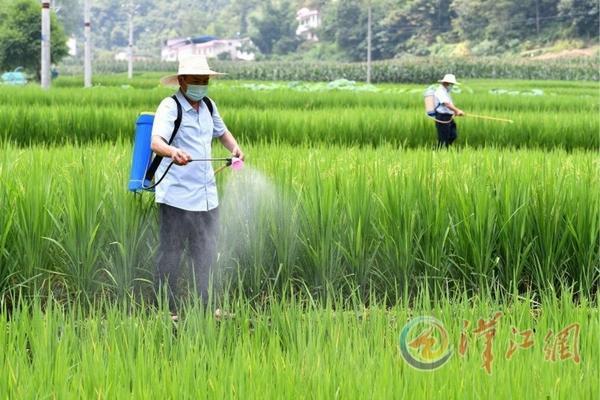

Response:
(0, 76), (597, 398)
(0, 79), (597, 149)
(0, 290), (597, 399)
(0, 143), (597, 302)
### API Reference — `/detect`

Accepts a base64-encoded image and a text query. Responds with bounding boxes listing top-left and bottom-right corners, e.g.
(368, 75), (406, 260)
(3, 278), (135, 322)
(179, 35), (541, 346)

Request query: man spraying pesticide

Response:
(426, 74), (464, 148)
(128, 55), (244, 321)
(424, 74), (513, 148)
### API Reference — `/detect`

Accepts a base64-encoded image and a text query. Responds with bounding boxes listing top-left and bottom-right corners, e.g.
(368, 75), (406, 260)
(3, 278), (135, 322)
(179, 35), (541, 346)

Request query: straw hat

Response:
(438, 74), (459, 85)
(160, 55), (226, 86)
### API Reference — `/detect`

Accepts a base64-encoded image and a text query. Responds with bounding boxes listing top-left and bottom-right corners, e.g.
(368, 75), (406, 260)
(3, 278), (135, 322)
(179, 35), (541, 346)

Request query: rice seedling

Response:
(1, 78), (597, 113)
(0, 143), (597, 302)
(0, 74), (597, 398)
(0, 104), (596, 149)
(0, 79), (596, 149)
(0, 289), (597, 398)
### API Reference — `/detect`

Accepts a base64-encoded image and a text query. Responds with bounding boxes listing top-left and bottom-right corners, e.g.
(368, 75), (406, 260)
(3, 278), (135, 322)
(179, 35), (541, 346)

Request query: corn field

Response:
(57, 57), (600, 82)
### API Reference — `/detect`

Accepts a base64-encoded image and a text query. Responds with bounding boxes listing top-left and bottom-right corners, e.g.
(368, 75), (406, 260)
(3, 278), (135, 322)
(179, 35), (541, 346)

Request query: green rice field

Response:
(0, 75), (598, 398)
(0, 75), (597, 149)
(2, 293), (597, 398)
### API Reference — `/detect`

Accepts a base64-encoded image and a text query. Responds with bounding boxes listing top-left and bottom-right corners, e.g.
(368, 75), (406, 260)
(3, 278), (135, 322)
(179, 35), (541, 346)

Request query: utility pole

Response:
(128, 3), (134, 79)
(367, 4), (372, 84)
(41, 1), (51, 89)
(535, 0), (540, 35)
(84, 0), (92, 88)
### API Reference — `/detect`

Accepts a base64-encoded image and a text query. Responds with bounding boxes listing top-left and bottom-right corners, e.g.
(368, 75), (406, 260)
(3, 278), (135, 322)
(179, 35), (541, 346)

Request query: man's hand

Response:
(231, 145), (245, 161)
(171, 147), (192, 165)
(218, 131), (244, 161)
(455, 109), (465, 116)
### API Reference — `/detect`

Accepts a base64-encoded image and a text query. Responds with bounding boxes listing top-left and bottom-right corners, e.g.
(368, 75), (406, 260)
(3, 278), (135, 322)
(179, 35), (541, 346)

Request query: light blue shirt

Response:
(151, 89), (227, 211)
(434, 85), (454, 115)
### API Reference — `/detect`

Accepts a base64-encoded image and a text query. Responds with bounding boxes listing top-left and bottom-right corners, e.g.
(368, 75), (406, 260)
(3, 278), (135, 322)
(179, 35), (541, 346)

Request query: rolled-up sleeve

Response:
(210, 99), (228, 138)
(151, 97), (178, 142)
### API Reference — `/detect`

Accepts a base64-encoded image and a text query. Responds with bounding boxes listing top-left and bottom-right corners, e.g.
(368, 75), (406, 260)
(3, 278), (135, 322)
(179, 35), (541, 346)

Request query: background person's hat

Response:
(438, 74), (459, 85)
(160, 55), (226, 86)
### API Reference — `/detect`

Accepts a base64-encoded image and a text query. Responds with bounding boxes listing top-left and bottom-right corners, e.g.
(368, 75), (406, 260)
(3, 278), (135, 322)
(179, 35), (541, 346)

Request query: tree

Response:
(0, 0), (68, 78)
(53, 0), (82, 37)
(452, 0), (492, 42)
(558, 0), (600, 38)
(250, 0), (300, 55)
(333, 0), (365, 60)
(3, 0), (591, 62)
(319, 0), (392, 61)
(527, 0), (560, 36)
(229, 0), (259, 36)
(452, 0), (562, 52)
(380, 0), (455, 56)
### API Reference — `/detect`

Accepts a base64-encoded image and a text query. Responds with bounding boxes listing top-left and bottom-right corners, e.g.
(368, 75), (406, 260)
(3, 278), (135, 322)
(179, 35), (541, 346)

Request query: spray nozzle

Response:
(214, 157), (244, 175)
(224, 157), (244, 170)
(231, 157), (244, 170)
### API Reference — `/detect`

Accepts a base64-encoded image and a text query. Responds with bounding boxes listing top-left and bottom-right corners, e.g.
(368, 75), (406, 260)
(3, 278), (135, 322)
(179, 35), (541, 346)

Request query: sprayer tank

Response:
(128, 113), (155, 192)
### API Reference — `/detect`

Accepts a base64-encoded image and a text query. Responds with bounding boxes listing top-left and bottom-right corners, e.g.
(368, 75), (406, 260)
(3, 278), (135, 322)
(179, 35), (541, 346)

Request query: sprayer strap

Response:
(144, 96), (214, 184)
(202, 96), (214, 116)
(144, 95), (183, 182)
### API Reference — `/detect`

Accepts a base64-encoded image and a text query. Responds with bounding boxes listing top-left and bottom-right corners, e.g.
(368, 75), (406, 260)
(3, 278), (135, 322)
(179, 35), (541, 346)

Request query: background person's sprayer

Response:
(423, 88), (514, 124)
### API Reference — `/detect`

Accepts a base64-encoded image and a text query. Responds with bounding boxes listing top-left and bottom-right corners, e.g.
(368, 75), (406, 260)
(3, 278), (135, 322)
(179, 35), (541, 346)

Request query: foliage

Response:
(0, 0), (69, 78)
(250, 0), (301, 55)
(0, 61), (596, 398)
(53, 0), (82, 36)
(557, 0), (600, 38)
(35, 0), (600, 61)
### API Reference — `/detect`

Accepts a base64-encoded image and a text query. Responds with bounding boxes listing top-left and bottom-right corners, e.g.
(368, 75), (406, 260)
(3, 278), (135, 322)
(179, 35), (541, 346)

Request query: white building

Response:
(161, 37), (255, 62)
(114, 51), (151, 62)
(67, 37), (77, 56)
(114, 51), (127, 61)
(296, 7), (321, 41)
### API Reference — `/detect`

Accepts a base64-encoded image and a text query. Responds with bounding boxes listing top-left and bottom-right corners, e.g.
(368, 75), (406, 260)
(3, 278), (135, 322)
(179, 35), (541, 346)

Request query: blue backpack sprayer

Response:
(128, 95), (242, 192)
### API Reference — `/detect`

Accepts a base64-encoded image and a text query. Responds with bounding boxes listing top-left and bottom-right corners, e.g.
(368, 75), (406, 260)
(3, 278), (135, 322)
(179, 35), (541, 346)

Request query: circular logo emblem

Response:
(399, 316), (453, 371)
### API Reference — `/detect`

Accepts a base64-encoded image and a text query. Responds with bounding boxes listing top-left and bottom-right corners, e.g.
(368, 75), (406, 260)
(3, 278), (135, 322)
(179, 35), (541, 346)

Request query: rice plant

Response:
(0, 79), (597, 149)
(0, 75), (597, 398)
(0, 143), (597, 302)
(0, 289), (597, 398)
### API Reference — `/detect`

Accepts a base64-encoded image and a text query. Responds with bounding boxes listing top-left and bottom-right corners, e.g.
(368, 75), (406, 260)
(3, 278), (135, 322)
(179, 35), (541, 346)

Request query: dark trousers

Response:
(154, 203), (219, 312)
(435, 113), (457, 148)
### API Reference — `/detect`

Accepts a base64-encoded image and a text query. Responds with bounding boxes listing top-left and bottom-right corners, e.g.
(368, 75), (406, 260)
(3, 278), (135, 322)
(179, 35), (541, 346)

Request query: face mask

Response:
(185, 84), (208, 101)
(447, 84), (454, 92)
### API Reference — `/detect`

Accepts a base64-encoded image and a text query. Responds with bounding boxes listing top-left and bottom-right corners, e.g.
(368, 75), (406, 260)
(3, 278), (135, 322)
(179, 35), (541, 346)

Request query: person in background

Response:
(51, 64), (58, 80)
(434, 74), (464, 147)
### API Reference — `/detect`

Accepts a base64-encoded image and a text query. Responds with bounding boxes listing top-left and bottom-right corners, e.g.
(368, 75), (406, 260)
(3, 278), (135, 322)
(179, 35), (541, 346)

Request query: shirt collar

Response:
(175, 89), (194, 112)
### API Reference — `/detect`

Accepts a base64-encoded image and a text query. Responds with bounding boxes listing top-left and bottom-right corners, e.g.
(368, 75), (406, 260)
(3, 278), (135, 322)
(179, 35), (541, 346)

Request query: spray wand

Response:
(142, 157), (244, 191)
